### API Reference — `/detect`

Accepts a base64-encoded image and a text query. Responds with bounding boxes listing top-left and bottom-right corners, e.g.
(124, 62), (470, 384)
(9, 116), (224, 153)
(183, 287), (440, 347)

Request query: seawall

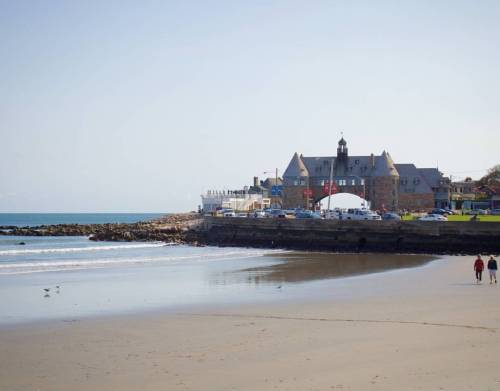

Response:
(200, 217), (500, 254)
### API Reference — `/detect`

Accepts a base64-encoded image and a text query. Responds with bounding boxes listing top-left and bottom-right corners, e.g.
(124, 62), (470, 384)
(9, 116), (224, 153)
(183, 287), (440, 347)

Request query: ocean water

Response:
(0, 235), (435, 325)
(0, 213), (166, 227)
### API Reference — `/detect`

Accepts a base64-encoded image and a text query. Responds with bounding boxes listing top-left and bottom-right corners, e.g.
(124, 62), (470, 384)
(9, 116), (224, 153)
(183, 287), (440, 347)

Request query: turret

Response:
(373, 151), (398, 177)
(335, 137), (349, 176)
(337, 137), (348, 160)
(283, 152), (309, 180)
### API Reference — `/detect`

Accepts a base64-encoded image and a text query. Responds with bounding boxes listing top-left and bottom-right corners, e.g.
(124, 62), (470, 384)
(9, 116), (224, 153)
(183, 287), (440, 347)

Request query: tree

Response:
(477, 164), (500, 193)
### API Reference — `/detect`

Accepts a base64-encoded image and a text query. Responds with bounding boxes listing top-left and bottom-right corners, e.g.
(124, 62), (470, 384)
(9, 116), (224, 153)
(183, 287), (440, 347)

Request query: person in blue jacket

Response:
(487, 255), (498, 284)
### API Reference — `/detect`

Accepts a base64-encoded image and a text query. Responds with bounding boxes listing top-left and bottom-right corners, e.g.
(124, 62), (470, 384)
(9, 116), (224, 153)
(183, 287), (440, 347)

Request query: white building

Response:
(201, 190), (270, 212)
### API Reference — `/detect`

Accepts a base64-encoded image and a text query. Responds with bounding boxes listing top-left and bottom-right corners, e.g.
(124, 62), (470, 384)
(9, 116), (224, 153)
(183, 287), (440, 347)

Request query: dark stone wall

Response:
(201, 217), (500, 255)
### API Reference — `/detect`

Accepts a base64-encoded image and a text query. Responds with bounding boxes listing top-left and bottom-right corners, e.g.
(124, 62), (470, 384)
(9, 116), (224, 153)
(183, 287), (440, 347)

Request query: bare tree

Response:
(477, 164), (500, 192)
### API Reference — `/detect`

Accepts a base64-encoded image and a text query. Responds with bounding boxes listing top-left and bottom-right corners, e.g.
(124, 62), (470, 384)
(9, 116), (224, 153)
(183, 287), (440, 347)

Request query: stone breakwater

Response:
(199, 217), (500, 255)
(0, 214), (204, 245)
(2, 215), (500, 255)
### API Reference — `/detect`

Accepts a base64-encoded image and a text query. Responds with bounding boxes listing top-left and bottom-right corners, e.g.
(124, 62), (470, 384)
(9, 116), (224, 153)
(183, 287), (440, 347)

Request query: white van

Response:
(341, 208), (381, 221)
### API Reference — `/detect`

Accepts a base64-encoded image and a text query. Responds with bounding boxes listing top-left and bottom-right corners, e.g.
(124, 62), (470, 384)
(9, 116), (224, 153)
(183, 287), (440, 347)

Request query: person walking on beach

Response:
(487, 255), (498, 284)
(474, 255), (484, 284)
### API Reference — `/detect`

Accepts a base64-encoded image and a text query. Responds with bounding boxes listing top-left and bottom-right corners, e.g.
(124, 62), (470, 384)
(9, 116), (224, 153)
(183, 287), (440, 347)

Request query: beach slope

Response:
(1, 255), (499, 390)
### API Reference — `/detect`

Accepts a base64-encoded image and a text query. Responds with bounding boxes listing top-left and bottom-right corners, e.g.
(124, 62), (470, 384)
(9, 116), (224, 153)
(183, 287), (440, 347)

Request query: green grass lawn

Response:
(401, 214), (500, 222)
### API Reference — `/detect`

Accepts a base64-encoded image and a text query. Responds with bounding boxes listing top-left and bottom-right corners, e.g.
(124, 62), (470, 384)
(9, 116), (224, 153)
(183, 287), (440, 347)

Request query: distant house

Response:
(450, 180), (499, 210)
(248, 176), (283, 208)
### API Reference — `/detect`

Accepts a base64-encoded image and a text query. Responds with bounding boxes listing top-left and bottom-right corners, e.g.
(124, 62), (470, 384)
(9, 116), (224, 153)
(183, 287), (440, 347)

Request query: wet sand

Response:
(1, 255), (500, 390)
(247, 252), (434, 283)
(0, 250), (433, 325)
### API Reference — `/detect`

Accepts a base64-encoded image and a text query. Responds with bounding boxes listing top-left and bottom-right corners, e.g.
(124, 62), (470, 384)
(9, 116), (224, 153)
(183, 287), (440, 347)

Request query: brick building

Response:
(282, 138), (450, 211)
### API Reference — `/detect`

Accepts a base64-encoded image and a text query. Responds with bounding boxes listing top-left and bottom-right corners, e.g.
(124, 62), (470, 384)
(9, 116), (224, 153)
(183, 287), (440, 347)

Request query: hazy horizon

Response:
(1, 1), (499, 213)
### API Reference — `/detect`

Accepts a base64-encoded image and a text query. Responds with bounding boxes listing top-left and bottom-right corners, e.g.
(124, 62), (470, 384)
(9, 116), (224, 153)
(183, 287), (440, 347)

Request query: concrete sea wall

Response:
(201, 217), (500, 254)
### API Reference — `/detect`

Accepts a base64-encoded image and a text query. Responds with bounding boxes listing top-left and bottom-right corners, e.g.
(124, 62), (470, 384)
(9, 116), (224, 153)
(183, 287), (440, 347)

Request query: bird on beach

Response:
(43, 288), (50, 293)
(277, 285), (282, 289)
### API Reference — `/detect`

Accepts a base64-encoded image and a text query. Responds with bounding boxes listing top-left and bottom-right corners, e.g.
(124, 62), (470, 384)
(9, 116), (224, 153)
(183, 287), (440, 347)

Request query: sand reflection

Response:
(215, 252), (436, 286)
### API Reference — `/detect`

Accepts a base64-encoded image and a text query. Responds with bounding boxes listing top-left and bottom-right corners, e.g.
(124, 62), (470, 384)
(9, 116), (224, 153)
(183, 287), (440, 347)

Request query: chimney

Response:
(253, 176), (259, 187)
(371, 153), (375, 168)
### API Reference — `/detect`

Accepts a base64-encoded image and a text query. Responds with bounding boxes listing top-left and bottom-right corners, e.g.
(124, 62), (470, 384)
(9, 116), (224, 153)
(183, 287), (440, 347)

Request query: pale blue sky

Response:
(1, 0), (499, 212)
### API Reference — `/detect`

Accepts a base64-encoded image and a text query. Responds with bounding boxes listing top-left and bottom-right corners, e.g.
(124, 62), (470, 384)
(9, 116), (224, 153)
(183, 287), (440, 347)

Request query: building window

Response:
(351, 179), (356, 186)
(360, 179), (365, 185)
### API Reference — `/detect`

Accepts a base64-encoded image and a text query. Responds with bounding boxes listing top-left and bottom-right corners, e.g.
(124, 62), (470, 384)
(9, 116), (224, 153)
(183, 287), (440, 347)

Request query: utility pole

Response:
(275, 168), (279, 208)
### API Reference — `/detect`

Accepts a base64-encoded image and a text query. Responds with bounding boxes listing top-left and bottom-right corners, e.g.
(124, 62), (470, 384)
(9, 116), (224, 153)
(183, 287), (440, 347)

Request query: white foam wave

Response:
(0, 242), (167, 256)
(0, 248), (286, 275)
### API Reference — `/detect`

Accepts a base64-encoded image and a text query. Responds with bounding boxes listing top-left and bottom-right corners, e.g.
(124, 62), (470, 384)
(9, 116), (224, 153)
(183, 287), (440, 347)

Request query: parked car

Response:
(382, 212), (401, 221)
(418, 214), (448, 221)
(431, 208), (452, 215)
(491, 209), (500, 216)
(222, 208), (236, 217)
(268, 209), (286, 218)
(296, 210), (322, 219)
(469, 209), (487, 215)
(252, 209), (266, 218)
(263, 208), (273, 217)
(324, 209), (343, 219)
(236, 212), (248, 217)
(341, 208), (381, 221)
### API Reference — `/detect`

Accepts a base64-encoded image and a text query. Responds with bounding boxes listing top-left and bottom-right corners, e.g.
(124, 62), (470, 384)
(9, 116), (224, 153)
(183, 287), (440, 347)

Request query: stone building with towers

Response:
(282, 137), (450, 211)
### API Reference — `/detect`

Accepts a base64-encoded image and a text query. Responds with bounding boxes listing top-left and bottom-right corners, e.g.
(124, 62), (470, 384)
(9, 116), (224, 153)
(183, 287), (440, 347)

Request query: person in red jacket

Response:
(474, 255), (484, 283)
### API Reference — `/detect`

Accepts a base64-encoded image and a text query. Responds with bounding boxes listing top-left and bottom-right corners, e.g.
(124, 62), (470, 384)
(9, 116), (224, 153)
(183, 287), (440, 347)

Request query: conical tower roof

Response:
(283, 152), (309, 178)
(374, 151), (398, 176)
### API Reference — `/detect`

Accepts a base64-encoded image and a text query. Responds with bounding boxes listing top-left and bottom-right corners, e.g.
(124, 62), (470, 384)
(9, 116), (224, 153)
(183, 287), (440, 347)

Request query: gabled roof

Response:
(301, 156), (335, 177)
(417, 168), (446, 188)
(283, 152), (309, 178)
(300, 153), (398, 178)
(262, 177), (283, 188)
(395, 164), (433, 194)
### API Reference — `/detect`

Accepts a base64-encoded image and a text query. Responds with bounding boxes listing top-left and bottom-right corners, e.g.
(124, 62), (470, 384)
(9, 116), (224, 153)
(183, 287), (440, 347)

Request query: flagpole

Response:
(327, 158), (334, 214)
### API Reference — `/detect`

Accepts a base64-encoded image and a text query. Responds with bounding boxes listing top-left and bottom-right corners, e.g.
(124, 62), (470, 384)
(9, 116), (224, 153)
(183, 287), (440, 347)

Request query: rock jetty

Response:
(0, 213), (204, 245)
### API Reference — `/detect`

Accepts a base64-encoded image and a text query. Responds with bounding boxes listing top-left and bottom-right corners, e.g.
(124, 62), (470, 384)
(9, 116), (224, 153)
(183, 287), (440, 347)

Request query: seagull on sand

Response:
(43, 288), (50, 293)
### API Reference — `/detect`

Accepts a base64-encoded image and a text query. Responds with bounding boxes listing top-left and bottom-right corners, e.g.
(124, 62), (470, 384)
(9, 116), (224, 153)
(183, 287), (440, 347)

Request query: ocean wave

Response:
(0, 248), (286, 275)
(0, 242), (168, 256)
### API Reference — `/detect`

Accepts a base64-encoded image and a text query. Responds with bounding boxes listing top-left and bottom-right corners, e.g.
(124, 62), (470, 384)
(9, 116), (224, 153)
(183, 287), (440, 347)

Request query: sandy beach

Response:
(1, 254), (499, 391)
